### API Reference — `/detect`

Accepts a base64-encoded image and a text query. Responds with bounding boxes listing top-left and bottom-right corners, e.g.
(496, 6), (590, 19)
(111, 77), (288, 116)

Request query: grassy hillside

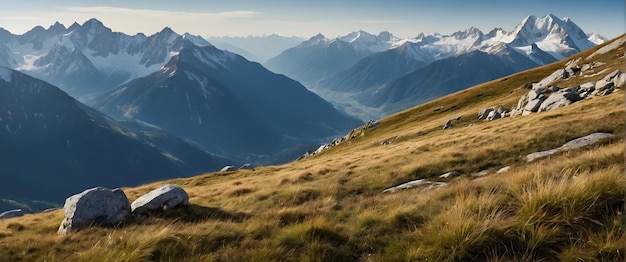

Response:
(0, 36), (624, 261)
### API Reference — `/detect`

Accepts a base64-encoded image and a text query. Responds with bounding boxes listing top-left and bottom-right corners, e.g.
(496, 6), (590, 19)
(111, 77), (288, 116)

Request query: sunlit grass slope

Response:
(0, 35), (624, 261)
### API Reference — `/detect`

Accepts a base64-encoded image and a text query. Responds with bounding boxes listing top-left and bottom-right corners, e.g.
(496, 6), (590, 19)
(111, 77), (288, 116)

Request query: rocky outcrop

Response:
(538, 87), (581, 111)
(298, 120), (379, 159)
(478, 106), (510, 121)
(383, 179), (446, 193)
(58, 187), (131, 235)
(526, 133), (614, 162)
(239, 164), (254, 170)
(131, 184), (189, 215)
(512, 67), (621, 116)
(0, 209), (24, 219)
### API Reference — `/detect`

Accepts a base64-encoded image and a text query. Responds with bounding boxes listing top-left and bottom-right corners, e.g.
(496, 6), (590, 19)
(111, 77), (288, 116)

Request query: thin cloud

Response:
(350, 19), (403, 24)
(63, 6), (261, 20)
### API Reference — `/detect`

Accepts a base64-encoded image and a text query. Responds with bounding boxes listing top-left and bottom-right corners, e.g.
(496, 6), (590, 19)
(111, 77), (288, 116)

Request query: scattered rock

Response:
(0, 209), (24, 219)
(477, 108), (494, 120)
(473, 170), (490, 177)
(486, 110), (501, 120)
(383, 179), (446, 193)
(534, 69), (567, 88)
(239, 164), (254, 170)
(496, 166), (511, 174)
(443, 116), (462, 129)
(522, 95), (546, 115)
(526, 133), (613, 162)
(58, 187), (131, 235)
(221, 165), (238, 172)
(439, 171), (460, 179)
(131, 184), (189, 216)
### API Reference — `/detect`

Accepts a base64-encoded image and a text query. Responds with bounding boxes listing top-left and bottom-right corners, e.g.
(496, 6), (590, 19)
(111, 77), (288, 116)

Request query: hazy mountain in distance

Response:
(207, 34), (305, 63)
(92, 39), (362, 160)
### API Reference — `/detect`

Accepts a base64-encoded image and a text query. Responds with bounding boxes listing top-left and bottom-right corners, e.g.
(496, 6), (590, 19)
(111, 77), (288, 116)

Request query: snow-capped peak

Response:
(300, 33), (329, 47)
(587, 33), (607, 45)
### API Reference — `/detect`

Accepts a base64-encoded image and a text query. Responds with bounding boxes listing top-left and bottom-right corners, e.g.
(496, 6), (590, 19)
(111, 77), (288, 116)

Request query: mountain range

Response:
(91, 40), (361, 157)
(0, 19), (362, 162)
(265, 14), (604, 119)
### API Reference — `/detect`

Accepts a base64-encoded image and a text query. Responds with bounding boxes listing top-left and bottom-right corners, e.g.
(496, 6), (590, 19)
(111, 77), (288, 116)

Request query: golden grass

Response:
(0, 35), (624, 261)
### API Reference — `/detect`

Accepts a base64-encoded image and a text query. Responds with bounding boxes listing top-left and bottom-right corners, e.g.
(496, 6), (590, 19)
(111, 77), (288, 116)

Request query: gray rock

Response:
(439, 171), (460, 179)
(0, 209), (24, 219)
(239, 163), (254, 170)
(220, 165), (238, 172)
(547, 86), (559, 92)
(443, 119), (453, 129)
(496, 166), (511, 174)
(578, 82), (596, 98)
(383, 179), (446, 193)
(58, 187), (130, 234)
(522, 95), (546, 115)
(478, 108), (494, 120)
(595, 70), (621, 91)
(526, 133), (613, 162)
(539, 88), (581, 112)
(486, 110), (501, 120)
(131, 184), (189, 215)
(527, 88), (545, 100)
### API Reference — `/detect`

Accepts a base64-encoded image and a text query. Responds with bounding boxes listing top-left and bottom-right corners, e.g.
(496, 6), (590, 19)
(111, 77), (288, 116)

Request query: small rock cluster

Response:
(442, 116), (462, 129)
(297, 119), (379, 160)
(220, 163), (254, 172)
(58, 184), (189, 234)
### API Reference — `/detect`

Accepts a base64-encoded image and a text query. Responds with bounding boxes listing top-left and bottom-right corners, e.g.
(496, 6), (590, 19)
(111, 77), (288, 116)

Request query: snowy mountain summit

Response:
(0, 19), (212, 98)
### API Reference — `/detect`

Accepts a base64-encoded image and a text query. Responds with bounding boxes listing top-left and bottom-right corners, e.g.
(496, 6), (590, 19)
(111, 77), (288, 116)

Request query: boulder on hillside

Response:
(0, 209), (24, 219)
(478, 108), (494, 120)
(486, 110), (501, 120)
(526, 133), (613, 162)
(578, 82), (596, 98)
(131, 184), (189, 215)
(58, 187), (131, 234)
(383, 179), (446, 193)
(522, 95), (546, 115)
(539, 88), (581, 112)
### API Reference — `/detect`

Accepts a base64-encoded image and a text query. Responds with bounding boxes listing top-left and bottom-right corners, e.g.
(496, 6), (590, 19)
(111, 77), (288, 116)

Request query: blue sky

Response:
(0, 1), (622, 39)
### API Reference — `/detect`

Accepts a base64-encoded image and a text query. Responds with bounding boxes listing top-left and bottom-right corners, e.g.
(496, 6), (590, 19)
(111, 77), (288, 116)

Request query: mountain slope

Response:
(362, 45), (539, 113)
(0, 67), (234, 210)
(93, 40), (362, 158)
(1, 34), (622, 261)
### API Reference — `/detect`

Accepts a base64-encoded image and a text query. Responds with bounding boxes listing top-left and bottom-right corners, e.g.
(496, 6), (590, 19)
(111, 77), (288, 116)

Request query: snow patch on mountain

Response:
(0, 67), (12, 83)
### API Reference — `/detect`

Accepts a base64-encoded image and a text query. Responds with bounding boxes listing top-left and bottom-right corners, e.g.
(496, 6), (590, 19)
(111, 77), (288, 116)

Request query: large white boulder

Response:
(58, 187), (131, 235)
(131, 184), (189, 215)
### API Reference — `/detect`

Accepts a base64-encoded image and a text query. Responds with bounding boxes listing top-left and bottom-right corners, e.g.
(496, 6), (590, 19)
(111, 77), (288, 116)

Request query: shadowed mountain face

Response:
(0, 67), (235, 210)
(360, 47), (540, 114)
(92, 41), (362, 157)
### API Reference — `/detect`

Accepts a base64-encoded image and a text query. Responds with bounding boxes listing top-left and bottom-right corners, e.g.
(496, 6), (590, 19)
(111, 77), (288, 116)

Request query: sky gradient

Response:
(0, 1), (622, 39)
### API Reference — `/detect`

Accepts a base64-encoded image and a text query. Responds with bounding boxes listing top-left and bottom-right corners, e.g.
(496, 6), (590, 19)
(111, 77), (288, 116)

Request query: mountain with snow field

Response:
(278, 14), (605, 119)
(0, 19), (212, 99)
